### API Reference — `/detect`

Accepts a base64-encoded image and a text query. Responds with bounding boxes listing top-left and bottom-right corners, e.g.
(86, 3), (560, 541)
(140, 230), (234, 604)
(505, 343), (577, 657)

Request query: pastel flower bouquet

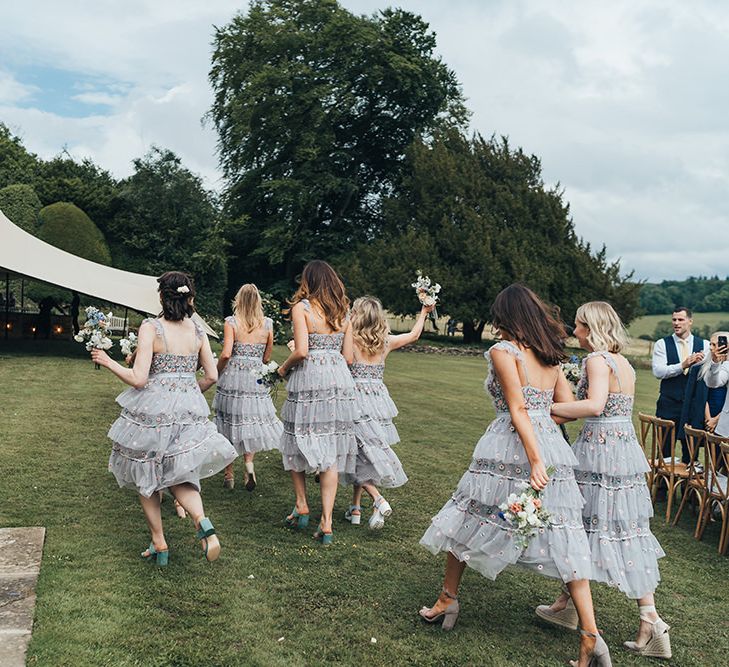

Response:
(119, 332), (138, 366)
(498, 466), (555, 549)
(74, 306), (113, 369)
(411, 270), (441, 321)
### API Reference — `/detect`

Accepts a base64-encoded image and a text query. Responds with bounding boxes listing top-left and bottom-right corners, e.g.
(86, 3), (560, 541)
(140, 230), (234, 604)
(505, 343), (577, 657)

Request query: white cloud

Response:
(72, 92), (121, 106)
(0, 69), (37, 104)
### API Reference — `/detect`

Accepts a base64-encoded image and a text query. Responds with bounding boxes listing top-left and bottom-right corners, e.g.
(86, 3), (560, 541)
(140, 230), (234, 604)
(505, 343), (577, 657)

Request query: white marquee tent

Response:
(0, 209), (218, 337)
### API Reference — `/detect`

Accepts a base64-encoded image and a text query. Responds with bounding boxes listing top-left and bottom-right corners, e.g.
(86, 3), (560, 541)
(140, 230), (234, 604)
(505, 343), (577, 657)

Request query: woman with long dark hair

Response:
(277, 260), (357, 545)
(92, 271), (237, 565)
(419, 284), (611, 666)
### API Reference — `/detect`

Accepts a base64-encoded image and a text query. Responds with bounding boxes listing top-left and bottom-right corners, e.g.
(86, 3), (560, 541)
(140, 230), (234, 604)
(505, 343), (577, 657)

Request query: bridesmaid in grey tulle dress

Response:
(213, 284), (283, 492)
(277, 260), (357, 545)
(342, 297), (433, 530)
(538, 301), (671, 660)
(92, 271), (237, 566)
(419, 285), (612, 667)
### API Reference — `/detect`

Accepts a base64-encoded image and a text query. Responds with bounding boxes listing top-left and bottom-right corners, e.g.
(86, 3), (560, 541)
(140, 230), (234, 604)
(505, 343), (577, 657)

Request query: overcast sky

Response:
(1, 1), (727, 282)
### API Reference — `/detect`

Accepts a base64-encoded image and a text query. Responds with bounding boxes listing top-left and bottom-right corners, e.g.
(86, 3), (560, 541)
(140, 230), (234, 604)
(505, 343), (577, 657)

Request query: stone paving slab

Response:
(0, 528), (46, 667)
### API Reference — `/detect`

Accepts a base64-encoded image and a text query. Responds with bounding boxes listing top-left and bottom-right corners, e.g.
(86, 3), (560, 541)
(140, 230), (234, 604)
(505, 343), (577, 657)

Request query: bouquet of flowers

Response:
(498, 466), (555, 549)
(562, 354), (582, 392)
(119, 332), (137, 357)
(250, 360), (284, 397)
(74, 306), (113, 368)
(411, 270), (441, 321)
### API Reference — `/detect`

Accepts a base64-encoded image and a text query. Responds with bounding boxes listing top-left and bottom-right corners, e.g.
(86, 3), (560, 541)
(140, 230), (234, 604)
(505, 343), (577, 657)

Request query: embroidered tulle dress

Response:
(420, 341), (592, 582)
(212, 316), (283, 455)
(342, 347), (407, 488)
(573, 352), (664, 598)
(279, 300), (357, 474)
(107, 318), (238, 498)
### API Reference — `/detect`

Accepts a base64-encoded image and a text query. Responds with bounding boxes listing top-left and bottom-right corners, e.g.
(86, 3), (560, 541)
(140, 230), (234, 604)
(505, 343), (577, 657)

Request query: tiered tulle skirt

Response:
(279, 351), (357, 474)
(420, 411), (593, 582)
(573, 417), (664, 598)
(342, 380), (407, 488)
(108, 373), (238, 497)
(212, 356), (283, 455)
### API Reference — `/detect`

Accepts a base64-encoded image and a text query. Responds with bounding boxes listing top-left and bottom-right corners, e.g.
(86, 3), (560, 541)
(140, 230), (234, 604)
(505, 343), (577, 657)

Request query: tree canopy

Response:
(106, 147), (230, 316)
(209, 0), (467, 294)
(0, 184), (42, 234)
(339, 130), (640, 340)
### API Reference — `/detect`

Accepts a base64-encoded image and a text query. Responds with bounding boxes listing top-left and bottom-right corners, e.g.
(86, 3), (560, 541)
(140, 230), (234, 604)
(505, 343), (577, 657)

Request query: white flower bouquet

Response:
(498, 467), (555, 549)
(250, 360), (284, 397)
(119, 332), (137, 357)
(411, 270), (441, 321)
(562, 355), (582, 392)
(74, 306), (113, 368)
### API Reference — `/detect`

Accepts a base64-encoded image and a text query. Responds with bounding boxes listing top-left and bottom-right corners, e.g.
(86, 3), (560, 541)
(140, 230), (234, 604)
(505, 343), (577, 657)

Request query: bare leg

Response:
(634, 593), (659, 643)
(566, 579), (598, 665)
(361, 482), (380, 502)
(422, 553), (466, 618)
(351, 484), (364, 518)
(223, 463), (234, 480)
(170, 483), (219, 557)
(289, 471), (309, 516)
(139, 493), (166, 554)
(244, 452), (255, 464)
(319, 466), (338, 533)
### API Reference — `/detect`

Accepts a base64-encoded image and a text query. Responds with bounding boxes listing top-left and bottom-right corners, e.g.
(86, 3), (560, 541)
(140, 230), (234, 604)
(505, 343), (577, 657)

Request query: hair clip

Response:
(177, 285), (190, 294)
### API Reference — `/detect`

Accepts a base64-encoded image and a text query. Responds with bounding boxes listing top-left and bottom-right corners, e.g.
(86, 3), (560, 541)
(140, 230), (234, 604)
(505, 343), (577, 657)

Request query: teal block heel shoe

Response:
(195, 517), (220, 562)
(285, 507), (310, 529)
(313, 528), (333, 546)
(141, 542), (169, 567)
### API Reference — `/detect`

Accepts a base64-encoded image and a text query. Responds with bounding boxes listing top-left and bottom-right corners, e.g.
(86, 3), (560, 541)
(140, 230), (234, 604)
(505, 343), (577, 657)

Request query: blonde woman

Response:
(277, 260), (356, 545)
(343, 298), (434, 529)
(537, 301), (670, 660)
(213, 284), (283, 491)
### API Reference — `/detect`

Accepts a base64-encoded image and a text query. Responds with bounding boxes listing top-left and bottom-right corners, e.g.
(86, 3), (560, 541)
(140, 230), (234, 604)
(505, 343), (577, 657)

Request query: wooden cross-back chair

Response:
(671, 425), (708, 535)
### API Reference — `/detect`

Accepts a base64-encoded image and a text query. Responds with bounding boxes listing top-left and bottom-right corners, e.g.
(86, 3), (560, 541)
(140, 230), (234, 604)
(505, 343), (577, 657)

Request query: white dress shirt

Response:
(651, 333), (710, 380)
(705, 360), (729, 437)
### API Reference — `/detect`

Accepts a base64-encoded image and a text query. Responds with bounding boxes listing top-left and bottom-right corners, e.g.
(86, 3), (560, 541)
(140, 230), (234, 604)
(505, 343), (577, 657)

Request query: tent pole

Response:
(4, 272), (8, 340)
(123, 307), (129, 336)
(20, 279), (25, 337)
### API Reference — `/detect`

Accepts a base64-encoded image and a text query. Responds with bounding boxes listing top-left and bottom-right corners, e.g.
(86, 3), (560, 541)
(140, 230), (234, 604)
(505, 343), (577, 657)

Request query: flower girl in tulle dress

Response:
(213, 284), (283, 492)
(91, 272), (237, 566)
(277, 260), (357, 545)
(342, 297), (433, 529)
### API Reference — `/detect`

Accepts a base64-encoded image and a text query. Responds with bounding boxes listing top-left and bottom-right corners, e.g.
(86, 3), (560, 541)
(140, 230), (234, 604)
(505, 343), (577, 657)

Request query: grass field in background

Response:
(1, 341), (728, 666)
(627, 312), (729, 338)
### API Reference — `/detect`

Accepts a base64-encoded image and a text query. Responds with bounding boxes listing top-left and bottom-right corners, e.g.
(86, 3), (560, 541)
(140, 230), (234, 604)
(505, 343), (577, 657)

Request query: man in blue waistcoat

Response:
(652, 307), (709, 458)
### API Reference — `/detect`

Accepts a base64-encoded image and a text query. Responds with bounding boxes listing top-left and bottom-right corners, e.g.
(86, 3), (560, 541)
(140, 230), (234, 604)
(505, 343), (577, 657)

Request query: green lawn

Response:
(628, 312), (729, 338)
(1, 341), (728, 666)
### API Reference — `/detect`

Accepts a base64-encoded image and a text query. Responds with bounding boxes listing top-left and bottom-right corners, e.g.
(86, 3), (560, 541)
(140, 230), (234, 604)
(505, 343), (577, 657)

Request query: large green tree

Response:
(0, 184), (42, 233)
(340, 130), (640, 341)
(0, 123), (39, 188)
(107, 147), (230, 316)
(209, 0), (466, 294)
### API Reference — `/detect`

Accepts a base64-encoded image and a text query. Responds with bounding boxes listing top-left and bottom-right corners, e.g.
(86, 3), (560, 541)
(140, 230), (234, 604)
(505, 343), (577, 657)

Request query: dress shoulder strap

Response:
(225, 315), (237, 330)
(142, 317), (167, 353)
(487, 341), (530, 384)
(586, 351), (622, 392)
(192, 318), (205, 341)
(264, 317), (273, 331)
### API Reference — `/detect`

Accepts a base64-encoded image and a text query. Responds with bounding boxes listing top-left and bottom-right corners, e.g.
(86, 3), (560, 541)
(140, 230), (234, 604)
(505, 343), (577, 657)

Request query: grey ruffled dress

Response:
(107, 318), (238, 498)
(342, 347), (408, 488)
(212, 316), (283, 455)
(573, 351), (664, 598)
(420, 341), (592, 582)
(279, 300), (357, 474)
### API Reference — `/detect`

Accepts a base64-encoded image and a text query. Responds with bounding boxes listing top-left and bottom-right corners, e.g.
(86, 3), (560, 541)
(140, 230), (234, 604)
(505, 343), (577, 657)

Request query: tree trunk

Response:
(462, 319), (487, 344)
